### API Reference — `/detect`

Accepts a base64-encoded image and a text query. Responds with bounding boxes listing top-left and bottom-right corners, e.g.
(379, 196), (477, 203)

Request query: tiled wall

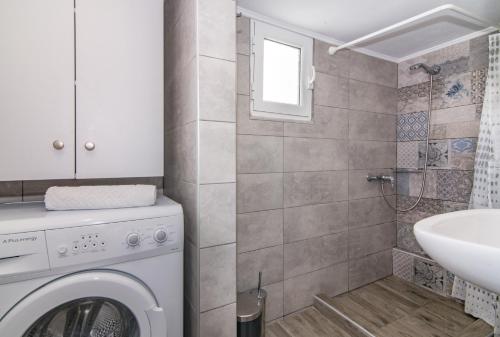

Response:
(164, 1), (237, 337)
(393, 35), (489, 296)
(236, 16), (398, 320)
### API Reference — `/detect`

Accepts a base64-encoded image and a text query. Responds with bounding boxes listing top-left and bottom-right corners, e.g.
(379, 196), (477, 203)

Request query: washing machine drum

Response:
(0, 272), (167, 337)
(23, 297), (139, 337)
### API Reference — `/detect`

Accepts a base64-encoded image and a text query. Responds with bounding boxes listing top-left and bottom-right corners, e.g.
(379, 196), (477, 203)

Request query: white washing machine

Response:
(0, 196), (183, 337)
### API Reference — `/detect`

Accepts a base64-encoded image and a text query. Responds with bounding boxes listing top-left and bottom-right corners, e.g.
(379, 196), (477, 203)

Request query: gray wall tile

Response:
(199, 56), (236, 122)
(349, 222), (396, 259)
(348, 249), (392, 290)
(200, 183), (236, 248)
(184, 298), (200, 337)
(237, 173), (283, 213)
(200, 244), (237, 311)
(198, 0), (235, 61)
(349, 141), (396, 169)
(200, 303), (236, 337)
(164, 57), (198, 129)
(237, 54), (250, 95)
(284, 232), (348, 278)
(284, 263), (348, 314)
(0, 181), (22, 203)
(199, 121), (236, 184)
(237, 245), (284, 291)
(237, 94), (284, 136)
(314, 40), (350, 78)
(284, 171), (348, 207)
(236, 16), (250, 56)
(284, 138), (348, 172)
(237, 209), (283, 253)
(185, 239), (199, 311)
(237, 135), (283, 173)
(284, 106), (348, 139)
(165, 121), (197, 183)
(349, 51), (397, 88)
(284, 202), (348, 243)
(314, 73), (349, 108)
(349, 196), (396, 229)
(349, 110), (396, 141)
(349, 79), (397, 114)
(262, 282), (284, 321)
(469, 35), (489, 70)
(165, 179), (198, 244)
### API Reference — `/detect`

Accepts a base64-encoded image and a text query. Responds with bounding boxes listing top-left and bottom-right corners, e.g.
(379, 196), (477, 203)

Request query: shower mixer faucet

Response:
(367, 175), (395, 188)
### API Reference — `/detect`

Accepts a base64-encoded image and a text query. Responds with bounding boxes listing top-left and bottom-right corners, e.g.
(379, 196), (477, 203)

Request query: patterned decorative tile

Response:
(449, 138), (477, 170)
(397, 222), (425, 255)
(444, 271), (456, 297)
(393, 249), (414, 282)
(437, 170), (473, 203)
(409, 170), (438, 199)
(471, 67), (487, 104)
(397, 141), (421, 168)
(397, 111), (428, 141)
(432, 72), (472, 109)
(397, 196), (468, 224)
(418, 140), (448, 168)
(450, 138), (476, 153)
(398, 82), (430, 114)
(414, 257), (445, 294)
(476, 104), (483, 117)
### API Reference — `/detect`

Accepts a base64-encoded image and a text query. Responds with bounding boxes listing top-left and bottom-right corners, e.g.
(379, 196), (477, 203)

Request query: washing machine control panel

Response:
(45, 215), (182, 269)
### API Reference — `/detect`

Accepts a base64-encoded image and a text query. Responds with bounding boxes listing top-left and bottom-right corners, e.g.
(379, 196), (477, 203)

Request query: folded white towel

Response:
(45, 185), (157, 210)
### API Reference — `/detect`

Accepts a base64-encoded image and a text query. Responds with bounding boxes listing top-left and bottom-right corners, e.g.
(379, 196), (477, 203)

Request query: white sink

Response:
(414, 210), (500, 294)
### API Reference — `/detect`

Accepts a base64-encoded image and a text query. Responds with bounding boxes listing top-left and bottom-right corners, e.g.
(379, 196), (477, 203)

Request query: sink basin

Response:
(414, 210), (500, 294)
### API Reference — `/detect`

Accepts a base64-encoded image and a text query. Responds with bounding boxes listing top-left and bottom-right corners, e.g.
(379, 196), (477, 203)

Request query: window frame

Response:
(250, 20), (314, 122)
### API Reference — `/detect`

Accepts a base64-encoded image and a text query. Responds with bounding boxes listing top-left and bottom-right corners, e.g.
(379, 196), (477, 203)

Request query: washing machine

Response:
(0, 196), (183, 337)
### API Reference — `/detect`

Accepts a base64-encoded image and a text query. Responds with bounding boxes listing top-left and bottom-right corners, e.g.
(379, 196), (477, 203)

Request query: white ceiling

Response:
(237, 0), (500, 61)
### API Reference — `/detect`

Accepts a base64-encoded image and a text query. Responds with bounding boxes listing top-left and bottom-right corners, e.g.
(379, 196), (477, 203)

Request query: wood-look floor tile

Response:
(272, 276), (493, 337)
(327, 293), (390, 331)
(376, 274), (435, 305)
(416, 301), (475, 335)
(353, 283), (419, 317)
(314, 296), (368, 337)
(458, 319), (494, 337)
(267, 321), (293, 337)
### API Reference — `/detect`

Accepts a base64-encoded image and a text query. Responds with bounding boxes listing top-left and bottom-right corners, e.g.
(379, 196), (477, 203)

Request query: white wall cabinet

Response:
(0, 0), (76, 181)
(0, 0), (163, 181)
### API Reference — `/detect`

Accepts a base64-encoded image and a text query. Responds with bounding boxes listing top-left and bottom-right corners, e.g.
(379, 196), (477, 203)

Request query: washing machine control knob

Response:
(153, 229), (168, 243)
(126, 233), (140, 247)
(57, 245), (68, 255)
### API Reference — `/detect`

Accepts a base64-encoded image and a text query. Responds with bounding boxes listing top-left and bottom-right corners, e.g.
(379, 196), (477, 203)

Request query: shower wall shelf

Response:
(328, 4), (500, 56)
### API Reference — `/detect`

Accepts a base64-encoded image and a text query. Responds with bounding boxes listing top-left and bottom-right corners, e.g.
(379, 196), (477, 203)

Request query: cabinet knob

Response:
(84, 142), (95, 151)
(52, 140), (64, 150)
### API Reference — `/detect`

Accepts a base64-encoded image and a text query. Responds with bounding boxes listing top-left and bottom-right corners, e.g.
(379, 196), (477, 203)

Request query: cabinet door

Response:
(0, 0), (75, 181)
(75, 0), (163, 179)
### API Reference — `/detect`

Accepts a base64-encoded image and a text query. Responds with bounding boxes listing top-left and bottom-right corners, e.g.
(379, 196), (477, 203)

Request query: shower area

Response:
(235, 3), (495, 335)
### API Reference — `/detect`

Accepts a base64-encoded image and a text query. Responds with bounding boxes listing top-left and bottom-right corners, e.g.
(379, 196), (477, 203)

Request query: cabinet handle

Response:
(52, 140), (64, 150)
(84, 142), (95, 151)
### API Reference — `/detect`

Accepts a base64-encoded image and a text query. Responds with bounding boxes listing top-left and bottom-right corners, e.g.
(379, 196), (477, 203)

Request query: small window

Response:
(251, 20), (314, 121)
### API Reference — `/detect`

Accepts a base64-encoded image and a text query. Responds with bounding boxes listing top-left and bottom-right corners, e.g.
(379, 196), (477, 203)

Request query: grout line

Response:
(281, 114), (285, 318)
(198, 53), (236, 63)
(314, 295), (376, 337)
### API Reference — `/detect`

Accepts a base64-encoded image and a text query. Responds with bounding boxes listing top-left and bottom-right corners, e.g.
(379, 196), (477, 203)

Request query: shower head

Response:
(409, 63), (441, 75)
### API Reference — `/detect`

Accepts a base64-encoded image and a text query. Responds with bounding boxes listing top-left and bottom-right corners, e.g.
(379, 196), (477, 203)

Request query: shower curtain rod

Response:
(328, 4), (500, 55)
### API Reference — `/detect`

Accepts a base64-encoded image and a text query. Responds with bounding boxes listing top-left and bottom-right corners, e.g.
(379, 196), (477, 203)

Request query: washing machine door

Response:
(0, 271), (167, 337)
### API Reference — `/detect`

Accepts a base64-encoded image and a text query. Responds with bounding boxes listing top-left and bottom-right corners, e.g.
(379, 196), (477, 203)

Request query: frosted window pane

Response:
(262, 39), (301, 105)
